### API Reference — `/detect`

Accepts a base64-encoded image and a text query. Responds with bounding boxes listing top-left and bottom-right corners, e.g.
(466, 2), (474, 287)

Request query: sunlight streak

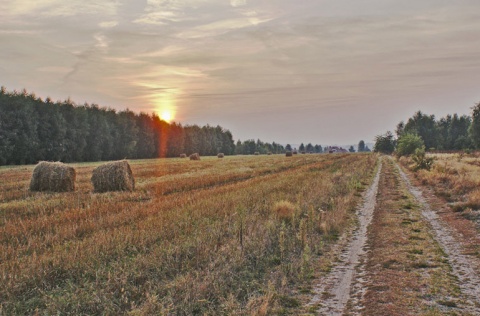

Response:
(155, 97), (176, 123)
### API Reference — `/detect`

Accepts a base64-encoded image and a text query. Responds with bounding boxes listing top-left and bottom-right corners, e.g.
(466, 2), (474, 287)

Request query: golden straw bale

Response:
(29, 161), (76, 192)
(91, 160), (135, 193)
(190, 153), (200, 160)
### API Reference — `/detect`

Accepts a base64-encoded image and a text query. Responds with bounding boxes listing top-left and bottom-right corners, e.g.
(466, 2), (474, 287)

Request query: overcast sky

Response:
(2, 0), (480, 145)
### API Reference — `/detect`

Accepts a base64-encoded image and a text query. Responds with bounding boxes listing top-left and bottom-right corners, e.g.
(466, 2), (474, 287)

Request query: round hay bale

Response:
(285, 151), (293, 157)
(190, 153), (200, 160)
(267, 152), (272, 155)
(91, 160), (135, 193)
(293, 151), (298, 155)
(180, 153), (187, 158)
(217, 153), (224, 158)
(254, 152), (260, 155)
(29, 161), (76, 192)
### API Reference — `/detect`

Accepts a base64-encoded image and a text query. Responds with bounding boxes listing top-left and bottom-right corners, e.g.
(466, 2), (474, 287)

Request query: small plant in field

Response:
(412, 147), (434, 171)
(272, 200), (296, 221)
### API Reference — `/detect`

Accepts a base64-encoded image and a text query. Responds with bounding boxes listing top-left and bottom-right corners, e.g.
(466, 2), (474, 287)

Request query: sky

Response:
(1, 0), (480, 145)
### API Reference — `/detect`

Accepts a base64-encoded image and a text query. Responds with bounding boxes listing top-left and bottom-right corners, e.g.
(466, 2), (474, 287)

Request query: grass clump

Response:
(272, 201), (296, 221)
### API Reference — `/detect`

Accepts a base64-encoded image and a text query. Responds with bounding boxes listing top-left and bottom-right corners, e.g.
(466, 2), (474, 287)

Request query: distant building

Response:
(326, 146), (348, 153)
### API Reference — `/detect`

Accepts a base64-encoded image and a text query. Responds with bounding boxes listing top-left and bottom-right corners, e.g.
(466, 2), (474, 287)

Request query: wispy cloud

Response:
(99, 21), (118, 28)
(2, 0), (480, 143)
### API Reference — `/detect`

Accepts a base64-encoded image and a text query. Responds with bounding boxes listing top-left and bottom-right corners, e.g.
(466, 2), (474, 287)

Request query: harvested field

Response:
(0, 154), (378, 315)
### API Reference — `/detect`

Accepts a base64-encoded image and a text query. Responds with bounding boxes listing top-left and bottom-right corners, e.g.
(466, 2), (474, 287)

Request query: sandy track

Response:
(308, 160), (382, 315)
(395, 160), (480, 314)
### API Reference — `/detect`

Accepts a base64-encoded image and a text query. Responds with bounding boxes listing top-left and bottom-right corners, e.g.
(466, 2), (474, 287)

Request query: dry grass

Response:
(398, 153), (480, 263)
(399, 154), (479, 202)
(272, 201), (296, 221)
(0, 154), (377, 314)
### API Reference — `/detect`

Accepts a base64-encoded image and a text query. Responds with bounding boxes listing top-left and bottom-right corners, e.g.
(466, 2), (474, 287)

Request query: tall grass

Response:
(0, 154), (377, 314)
(398, 153), (480, 232)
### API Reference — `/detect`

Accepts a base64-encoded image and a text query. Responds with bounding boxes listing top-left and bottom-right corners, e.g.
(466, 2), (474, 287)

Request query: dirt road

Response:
(308, 160), (382, 315)
(308, 157), (480, 315)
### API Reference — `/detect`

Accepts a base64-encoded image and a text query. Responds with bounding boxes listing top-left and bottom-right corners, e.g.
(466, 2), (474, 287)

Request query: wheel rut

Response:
(308, 159), (382, 315)
(395, 159), (480, 314)
(307, 157), (480, 315)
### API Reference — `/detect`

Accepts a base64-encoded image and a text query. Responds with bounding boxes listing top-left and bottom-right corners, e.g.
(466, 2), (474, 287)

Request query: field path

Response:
(395, 159), (480, 314)
(308, 157), (480, 315)
(308, 159), (382, 315)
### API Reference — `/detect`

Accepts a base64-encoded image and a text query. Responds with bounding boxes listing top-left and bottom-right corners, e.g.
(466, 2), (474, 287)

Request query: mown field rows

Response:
(0, 154), (377, 315)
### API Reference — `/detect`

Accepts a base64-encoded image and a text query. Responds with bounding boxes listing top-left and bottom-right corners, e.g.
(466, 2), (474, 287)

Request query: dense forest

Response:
(0, 88), (322, 165)
(374, 104), (480, 154)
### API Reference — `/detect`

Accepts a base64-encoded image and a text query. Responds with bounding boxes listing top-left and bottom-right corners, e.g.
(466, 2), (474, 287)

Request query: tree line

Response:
(0, 88), (238, 165)
(0, 88), (325, 165)
(374, 105), (480, 154)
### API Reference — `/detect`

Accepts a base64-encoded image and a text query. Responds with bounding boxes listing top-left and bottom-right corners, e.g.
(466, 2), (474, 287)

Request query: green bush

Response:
(411, 147), (434, 171)
(396, 134), (424, 157)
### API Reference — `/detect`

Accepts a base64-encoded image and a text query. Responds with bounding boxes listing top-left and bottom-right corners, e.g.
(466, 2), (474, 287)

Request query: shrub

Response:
(411, 147), (434, 171)
(396, 134), (424, 157)
(373, 131), (395, 154)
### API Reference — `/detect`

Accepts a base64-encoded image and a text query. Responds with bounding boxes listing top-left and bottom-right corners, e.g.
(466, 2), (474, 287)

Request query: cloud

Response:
(134, 10), (186, 25)
(94, 33), (109, 49)
(230, 0), (246, 8)
(4, 0), (121, 17)
(99, 21), (118, 28)
(176, 17), (273, 39)
(2, 0), (480, 144)
(37, 66), (73, 74)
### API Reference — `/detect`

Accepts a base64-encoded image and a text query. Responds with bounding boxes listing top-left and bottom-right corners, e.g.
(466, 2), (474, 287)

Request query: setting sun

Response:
(154, 97), (176, 123)
(160, 110), (173, 122)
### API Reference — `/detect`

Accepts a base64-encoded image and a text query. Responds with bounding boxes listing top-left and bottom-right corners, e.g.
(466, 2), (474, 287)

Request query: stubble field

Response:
(0, 153), (377, 315)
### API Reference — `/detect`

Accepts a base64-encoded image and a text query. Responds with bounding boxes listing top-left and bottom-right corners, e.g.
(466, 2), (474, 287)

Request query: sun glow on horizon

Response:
(160, 110), (173, 122)
(154, 96), (177, 123)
